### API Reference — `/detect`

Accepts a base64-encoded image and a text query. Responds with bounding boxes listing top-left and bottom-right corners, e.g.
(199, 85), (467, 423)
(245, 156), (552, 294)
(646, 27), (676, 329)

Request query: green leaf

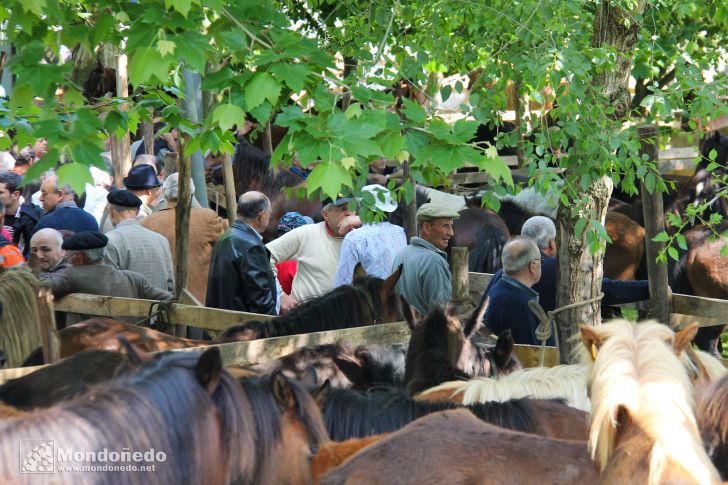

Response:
(590, 220), (612, 243)
(709, 148), (718, 161)
(345, 103), (362, 119)
(56, 162), (94, 196)
(212, 104), (245, 132)
(244, 72), (281, 110)
(219, 30), (248, 51)
(157, 40), (176, 57)
(721, 244), (728, 258)
(644, 172), (656, 193)
(477, 147), (513, 187)
(652, 231), (670, 242)
(270, 63), (309, 93)
(676, 233), (687, 250)
(165, 0), (192, 17)
(129, 48), (170, 86)
(175, 32), (209, 72)
(401, 98), (426, 124)
(667, 246), (679, 261)
(379, 131), (405, 159)
(574, 218), (588, 238)
(22, 0), (45, 16)
(306, 162), (352, 199)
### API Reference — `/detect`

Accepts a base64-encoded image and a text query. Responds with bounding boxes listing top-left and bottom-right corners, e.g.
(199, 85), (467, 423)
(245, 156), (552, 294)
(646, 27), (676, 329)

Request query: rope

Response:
(528, 292), (604, 366)
(135, 300), (175, 329)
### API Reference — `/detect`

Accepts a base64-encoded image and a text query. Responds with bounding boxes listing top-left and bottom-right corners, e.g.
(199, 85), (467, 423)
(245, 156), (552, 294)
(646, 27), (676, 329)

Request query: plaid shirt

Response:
(104, 218), (175, 292)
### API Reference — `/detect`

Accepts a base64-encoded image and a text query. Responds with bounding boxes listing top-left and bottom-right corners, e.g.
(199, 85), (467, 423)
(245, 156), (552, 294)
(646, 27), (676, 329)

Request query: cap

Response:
(107, 190), (142, 208)
(361, 184), (397, 213)
(416, 203), (461, 223)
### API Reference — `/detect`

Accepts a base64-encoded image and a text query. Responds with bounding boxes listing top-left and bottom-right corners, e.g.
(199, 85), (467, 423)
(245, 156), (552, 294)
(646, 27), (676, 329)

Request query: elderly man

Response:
(206, 191), (277, 314)
(29, 228), (69, 279)
(483, 236), (550, 346)
(267, 194), (361, 311)
(392, 202), (460, 318)
(104, 190), (174, 292)
(142, 173), (228, 303)
(333, 184), (406, 287)
(122, 164), (164, 218)
(50, 231), (172, 324)
(0, 171), (42, 256)
(34, 174), (99, 234)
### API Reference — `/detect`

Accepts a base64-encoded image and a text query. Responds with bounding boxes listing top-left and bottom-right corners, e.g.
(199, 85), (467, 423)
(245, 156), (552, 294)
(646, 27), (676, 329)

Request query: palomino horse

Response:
(403, 301), (521, 396)
(0, 348), (250, 484)
(581, 320), (721, 484)
(319, 409), (597, 485)
(317, 386), (588, 442)
(225, 270), (404, 340)
(696, 373), (728, 479)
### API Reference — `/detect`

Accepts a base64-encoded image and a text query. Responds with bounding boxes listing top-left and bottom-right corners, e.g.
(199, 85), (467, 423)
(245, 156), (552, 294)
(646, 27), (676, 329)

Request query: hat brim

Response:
(123, 181), (163, 190)
(323, 197), (353, 207)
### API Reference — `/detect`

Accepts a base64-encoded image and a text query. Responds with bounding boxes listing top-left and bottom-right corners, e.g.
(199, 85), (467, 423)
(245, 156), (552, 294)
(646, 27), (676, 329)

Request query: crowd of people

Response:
(0, 138), (650, 346)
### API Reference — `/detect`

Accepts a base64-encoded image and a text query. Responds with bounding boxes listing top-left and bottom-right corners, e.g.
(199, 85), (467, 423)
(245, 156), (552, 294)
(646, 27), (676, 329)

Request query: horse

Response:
(223, 270), (404, 341)
(258, 341), (407, 390)
(451, 208), (510, 274)
(581, 319), (721, 484)
(0, 268), (43, 368)
(696, 373), (728, 479)
(312, 434), (389, 485)
(319, 409), (598, 485)
(0, 348), (251, 484)
(403, 300), (521, 396)
(317, 386), (588, 442)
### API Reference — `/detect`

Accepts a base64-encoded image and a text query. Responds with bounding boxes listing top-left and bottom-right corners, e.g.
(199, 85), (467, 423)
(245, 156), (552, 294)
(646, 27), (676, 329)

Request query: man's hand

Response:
(26, 253), (42, 276)
(280, 292), (299, 314)
(338, 215), (362, 236)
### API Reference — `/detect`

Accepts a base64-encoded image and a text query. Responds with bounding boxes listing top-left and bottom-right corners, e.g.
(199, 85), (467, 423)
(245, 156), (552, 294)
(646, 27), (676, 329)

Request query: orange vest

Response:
(0, 237), (24, 268)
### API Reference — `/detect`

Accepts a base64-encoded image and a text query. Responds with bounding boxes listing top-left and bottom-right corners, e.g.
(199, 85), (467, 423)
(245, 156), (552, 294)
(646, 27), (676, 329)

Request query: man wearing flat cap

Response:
(392, 202), (460, 318)
(104, 190), (175, 293)
(266, 193), (361, 312)
(49, 231), (172, 325)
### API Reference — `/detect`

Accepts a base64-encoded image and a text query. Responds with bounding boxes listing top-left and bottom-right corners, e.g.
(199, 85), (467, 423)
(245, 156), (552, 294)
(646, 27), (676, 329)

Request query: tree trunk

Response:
(555, 0), (645, 363)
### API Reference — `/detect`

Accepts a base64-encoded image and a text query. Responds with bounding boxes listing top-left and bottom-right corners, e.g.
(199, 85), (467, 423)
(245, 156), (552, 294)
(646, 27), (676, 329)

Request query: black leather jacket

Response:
(13, 202), (42, 257)
(206, 221), (277, 315)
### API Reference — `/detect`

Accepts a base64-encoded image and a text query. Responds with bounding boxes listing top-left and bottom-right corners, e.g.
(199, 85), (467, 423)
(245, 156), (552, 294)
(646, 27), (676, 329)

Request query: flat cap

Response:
(107, 190), (142, 208)
(322, 193), (352, 208)
(62, 231), (108, 250)
(416, 203), (461, 223)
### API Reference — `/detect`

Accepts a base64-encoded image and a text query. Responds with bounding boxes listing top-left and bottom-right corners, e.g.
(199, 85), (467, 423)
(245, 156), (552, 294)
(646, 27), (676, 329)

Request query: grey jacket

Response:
(392, 237), (452, 316)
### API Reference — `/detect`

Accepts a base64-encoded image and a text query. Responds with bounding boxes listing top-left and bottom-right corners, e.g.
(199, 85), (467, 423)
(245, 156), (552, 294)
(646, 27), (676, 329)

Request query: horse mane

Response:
(587, 319), (719, 485)
(321, 387), (539, 441)
(421, 364), (591, 411)
(696, 374), (728, 478)
(690, 348), (728, 383)
(353, 343), (408, 389)
(227, 276), (387, 339)
(467, 223), (508, 273)
(232, 138), (278, 193)
(238, 374), (329, 483)
(0, 269), (43, 368)
(0, 351), (252, 484)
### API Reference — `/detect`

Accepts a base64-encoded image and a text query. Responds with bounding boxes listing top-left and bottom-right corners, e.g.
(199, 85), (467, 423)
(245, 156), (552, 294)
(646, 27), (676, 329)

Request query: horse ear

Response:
(580, 325), (603, 361)
(117, 336), (151, 366)
(271, 370), (298, 411)
(195, 347), (223, 395)
(380, 265), (403, 301)
(463, 297), (487, 339)
(309, 379), (331, 408)
(673, 323), (699, 354)
(400, 296), (417, 330)
(333, 355), (370, 389)
(493, 329), (514, 367)
(353, 263), (368, 281)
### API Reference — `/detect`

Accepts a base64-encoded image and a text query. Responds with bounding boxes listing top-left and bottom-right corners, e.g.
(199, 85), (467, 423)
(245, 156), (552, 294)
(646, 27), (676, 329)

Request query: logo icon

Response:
(20, 440), (54, 474)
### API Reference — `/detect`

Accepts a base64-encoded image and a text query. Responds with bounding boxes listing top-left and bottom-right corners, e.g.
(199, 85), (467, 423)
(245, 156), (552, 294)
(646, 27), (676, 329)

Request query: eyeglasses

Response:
(531, 258), (544, 264)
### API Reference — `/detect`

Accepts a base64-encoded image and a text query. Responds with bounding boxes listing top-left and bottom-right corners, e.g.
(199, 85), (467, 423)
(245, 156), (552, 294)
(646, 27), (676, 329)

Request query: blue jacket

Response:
(484, 275), (554, 346)
(34, 206), (99, 235)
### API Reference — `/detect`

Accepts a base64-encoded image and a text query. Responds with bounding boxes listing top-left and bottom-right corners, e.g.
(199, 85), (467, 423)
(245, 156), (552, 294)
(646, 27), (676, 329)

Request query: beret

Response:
(416, 203), (461, 223)
(62, 231), (108, 250)
(107, 190), (142, 208)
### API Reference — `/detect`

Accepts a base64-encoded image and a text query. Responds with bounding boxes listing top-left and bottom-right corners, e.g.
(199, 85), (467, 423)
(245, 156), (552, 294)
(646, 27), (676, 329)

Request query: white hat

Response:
(361, 184), (398, 213)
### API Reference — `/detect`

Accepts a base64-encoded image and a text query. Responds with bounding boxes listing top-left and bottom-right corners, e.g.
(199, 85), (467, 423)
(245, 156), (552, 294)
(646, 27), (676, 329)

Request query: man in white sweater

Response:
(266, 195), (360, 312)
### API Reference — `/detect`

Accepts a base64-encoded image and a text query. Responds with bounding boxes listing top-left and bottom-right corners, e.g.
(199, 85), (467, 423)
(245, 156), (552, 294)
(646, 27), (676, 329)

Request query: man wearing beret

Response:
(392, 202), (460, 318)
(104, 190), (175, 293)
(49, 231), (173, 325)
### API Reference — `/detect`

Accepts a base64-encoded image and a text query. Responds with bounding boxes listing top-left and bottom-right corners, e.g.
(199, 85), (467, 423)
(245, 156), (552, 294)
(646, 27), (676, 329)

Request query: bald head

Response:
(237, 191), (271, 234)
(30, 228), (65, 271)
(502, 236), (541, 275)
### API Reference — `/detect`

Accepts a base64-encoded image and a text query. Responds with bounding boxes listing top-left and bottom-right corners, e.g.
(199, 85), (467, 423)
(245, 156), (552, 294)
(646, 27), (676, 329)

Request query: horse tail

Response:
(468, 224), (507, 273)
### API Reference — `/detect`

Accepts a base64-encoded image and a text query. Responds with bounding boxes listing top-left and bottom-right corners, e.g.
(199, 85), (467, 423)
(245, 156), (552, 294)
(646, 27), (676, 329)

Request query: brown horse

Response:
(451, 207), (510, 274)
(404, 301), (521, 396)
(319, 409), (597, 485)
(603, 211), (646, 280)
(312, 434), (389, 484)
(696, 373), (728, 480)
(0, 348), (251, 484)
(581, 319), (721, 484)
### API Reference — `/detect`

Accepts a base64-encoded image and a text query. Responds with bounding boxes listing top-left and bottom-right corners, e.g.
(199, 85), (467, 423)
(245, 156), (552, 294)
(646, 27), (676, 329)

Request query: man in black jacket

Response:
(0, 171), (42, 257)
(206, 191), (277, 315)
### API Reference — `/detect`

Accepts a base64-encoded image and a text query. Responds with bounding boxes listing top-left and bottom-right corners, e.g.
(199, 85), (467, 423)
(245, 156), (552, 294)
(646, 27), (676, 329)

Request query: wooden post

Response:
(142, 118), (155, 157)
(222, 152), (237, 226)
(639, 124), (671, 324)
(110, 54), (131, 188)
(36, 289), (60, 363)
(262, 121), (274, 156)
(173, 136), (192, 337)
(450, 247), (472, 309)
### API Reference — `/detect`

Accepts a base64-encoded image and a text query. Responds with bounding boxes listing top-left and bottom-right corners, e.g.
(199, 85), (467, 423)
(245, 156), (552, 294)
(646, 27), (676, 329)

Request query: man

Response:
(29, 228), (70, 280)
(35, 174), (99, 234)
(0, 199), (24, 268)
(49, 231), (173, 325)
(0, 152), (14, 172)
(104, 190), (175, 293)
(481, 215), (649, 315)
(267, 194), (360, 309)
(206, 191), (277, 314)
(122, 164), (164, 218)
(334, 184), (406, 287)
(142, 173), (228, 304)
(0, 171), (42, 255)
(392, 202), (460, 318)
(11, 146), (34, 176)
(483, 236), (550, 346)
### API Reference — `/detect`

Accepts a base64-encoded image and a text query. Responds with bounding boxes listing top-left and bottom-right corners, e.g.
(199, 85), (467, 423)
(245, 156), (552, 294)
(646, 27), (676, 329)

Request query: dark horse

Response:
(232, 138), (321, 241)
(697, 372), (728, 479)
(0, 348), (250, 484)
(223, 269), (404, 341)
(451, 207), (510, 274)
(404, 300), (521, 395)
